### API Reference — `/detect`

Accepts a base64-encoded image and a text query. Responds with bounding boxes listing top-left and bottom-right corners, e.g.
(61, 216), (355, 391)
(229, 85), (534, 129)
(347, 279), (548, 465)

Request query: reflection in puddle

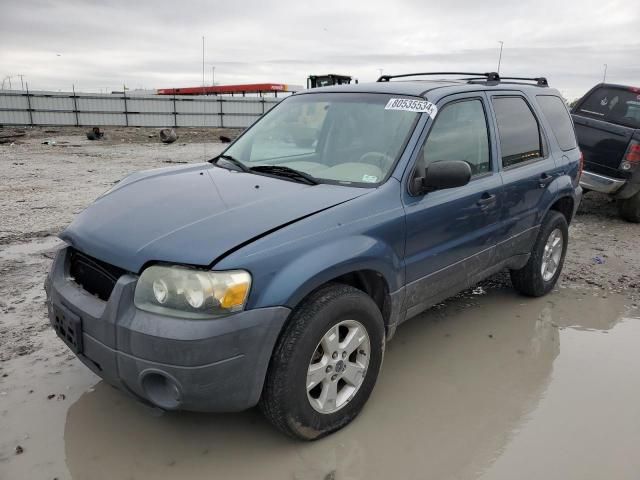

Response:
(2, 288), (639, 480)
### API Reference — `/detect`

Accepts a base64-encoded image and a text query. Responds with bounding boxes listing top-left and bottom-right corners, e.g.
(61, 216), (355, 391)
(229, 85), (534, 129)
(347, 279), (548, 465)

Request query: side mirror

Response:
(412, 160), (472, 194)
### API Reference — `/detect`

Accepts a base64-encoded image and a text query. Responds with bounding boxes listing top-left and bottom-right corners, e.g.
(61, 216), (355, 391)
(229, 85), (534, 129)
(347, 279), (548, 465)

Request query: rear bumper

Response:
(44, 247), (290, 412)
(579, 170), (626, 194)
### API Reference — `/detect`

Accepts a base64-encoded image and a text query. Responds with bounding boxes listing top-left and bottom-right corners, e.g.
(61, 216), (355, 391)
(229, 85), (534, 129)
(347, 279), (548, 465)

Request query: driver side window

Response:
(415, 99), (491, 177)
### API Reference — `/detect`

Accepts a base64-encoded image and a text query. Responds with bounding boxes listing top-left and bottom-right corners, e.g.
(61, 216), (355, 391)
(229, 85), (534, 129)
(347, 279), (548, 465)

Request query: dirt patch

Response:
(564, 191), (640, 293)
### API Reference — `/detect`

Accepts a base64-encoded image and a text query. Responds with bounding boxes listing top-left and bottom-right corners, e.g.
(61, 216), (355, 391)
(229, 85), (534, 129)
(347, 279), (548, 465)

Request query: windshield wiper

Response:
(249, 165), (319, 185)
(211, 154), (250, 172)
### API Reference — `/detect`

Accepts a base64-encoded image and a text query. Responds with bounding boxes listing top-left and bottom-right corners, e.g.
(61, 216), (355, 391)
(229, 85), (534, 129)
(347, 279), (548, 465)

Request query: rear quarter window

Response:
(577, 86), (640, 129)
(537, 95), (577, 151)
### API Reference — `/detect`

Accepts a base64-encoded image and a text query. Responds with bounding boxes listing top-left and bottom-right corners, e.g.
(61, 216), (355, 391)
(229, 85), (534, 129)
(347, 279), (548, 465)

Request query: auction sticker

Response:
(385, 98), (438, 118)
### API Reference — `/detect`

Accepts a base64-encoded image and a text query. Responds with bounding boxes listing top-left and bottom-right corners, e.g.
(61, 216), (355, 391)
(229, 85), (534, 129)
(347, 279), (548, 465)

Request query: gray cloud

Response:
(1, 0), (638, 99)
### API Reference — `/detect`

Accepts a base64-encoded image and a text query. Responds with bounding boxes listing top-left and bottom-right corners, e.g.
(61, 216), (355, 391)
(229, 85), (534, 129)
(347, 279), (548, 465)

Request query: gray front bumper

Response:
(580, 170), (626, 194)
(44, 247), (290, 412)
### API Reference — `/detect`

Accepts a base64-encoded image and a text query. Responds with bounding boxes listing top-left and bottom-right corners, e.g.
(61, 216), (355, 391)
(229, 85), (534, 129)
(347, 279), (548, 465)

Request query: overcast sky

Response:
(1, 0), (638, 100)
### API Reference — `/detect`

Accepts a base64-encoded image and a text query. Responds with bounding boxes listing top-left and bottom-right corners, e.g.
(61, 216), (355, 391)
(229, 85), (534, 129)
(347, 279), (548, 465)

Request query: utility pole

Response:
(497, 41), (504, 74)
(202, 36), (205, 93)
(603, 63), (608, 83)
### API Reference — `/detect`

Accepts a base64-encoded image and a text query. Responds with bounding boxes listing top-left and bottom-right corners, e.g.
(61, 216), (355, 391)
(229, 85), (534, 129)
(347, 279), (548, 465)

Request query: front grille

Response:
(68, 248), (126, 301)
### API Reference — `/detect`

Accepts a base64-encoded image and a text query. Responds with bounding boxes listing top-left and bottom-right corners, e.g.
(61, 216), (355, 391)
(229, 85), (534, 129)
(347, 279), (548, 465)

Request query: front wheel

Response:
(260, 284), (385, 440)
(510, 210), (568, 297)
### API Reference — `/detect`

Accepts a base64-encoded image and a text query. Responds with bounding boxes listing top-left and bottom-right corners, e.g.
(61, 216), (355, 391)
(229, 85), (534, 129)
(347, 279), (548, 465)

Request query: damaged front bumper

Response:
(44, 247), (290, 412)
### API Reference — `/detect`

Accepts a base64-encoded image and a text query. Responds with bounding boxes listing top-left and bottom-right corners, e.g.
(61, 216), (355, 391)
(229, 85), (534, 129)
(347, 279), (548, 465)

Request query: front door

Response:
(402, 94), (503, 318)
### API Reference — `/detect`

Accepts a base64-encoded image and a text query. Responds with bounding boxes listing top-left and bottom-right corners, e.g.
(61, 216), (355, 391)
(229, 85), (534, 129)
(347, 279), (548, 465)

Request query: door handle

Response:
(539, 173), (554, 188)
(476, 193), (496, 208)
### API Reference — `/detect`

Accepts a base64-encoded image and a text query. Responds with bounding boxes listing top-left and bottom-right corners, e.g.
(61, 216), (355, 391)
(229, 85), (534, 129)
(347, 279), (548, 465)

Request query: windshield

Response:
(221, 93), (420, 186)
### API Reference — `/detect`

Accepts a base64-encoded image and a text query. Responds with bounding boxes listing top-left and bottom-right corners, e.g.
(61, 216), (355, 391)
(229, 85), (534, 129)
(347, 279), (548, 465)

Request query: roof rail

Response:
(377, 72), (501, 82)
(498, 76), (548, 87)
(376, 72), (550, 87)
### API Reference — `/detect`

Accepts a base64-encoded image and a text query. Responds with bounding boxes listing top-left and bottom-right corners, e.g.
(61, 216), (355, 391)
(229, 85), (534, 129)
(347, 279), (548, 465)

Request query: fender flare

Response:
(543, 174), (579, 222)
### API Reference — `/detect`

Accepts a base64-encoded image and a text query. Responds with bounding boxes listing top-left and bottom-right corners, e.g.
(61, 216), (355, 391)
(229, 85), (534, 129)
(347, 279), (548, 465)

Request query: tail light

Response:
(621, 140), (640, 170)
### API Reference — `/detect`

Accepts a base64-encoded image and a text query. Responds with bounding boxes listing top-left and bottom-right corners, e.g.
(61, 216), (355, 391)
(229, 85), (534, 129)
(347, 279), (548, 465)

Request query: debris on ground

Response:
(86, 127), (104, 140)
(15, 445), (24, 455)
(159, 128), (178, 144)
(219, 135), (232, 143)
(0, 126), (242, 146)
(41, 140), (56, 145)
(0, 131), (26, 144)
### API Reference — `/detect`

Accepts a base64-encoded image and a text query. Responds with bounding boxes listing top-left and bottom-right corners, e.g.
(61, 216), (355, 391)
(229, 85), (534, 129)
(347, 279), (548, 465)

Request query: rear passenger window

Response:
(537, 95), (577, 151)
(492, 97), (542, 168)
(418, 99), (490, 176)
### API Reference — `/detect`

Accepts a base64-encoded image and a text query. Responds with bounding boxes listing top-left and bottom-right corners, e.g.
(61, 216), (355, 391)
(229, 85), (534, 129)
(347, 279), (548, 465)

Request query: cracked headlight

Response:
(134, 265), (251, 318)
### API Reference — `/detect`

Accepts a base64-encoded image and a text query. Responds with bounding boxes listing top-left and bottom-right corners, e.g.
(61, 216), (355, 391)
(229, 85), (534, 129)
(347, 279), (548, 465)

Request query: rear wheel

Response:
(618, 191), (640, 223)
(510, 211), (568, 297)
(260, 284), (384, 440)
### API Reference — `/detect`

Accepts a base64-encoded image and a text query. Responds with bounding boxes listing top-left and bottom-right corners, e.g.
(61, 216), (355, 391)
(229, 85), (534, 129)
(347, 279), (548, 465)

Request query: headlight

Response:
(134, 265), (251, 319)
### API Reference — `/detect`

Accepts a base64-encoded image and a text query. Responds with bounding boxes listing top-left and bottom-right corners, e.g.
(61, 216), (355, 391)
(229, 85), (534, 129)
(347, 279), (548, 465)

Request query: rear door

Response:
(572, 85), (639, 177)
(487, 93), (559, 263)
(402, 94), (503, 317)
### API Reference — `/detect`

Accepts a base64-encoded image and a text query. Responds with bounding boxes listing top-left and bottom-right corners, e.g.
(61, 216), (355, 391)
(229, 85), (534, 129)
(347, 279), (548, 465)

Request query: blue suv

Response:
(45, 72), (582, 439)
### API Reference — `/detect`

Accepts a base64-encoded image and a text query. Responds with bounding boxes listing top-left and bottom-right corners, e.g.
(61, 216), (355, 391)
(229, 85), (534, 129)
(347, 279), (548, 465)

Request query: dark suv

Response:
(572, 83), (640, 221)
(45, 72), (582, 440)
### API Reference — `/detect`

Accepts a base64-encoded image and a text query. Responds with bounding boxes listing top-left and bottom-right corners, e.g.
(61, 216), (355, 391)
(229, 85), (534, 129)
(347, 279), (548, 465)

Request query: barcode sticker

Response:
(385, 98), (438, 118)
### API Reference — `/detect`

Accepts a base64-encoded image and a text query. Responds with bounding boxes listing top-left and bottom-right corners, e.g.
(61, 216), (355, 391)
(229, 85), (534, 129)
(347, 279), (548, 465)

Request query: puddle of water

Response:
(0, 288), (638, 480)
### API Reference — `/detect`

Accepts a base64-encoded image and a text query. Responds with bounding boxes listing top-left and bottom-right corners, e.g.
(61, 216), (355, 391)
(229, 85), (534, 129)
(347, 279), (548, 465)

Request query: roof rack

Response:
(377, 72), (501, 82)
(499, 76), (548, 87)
(376, 72), (549, 87)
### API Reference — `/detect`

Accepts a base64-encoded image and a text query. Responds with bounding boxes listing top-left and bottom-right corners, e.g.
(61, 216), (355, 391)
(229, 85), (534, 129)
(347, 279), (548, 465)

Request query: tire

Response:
(618, 191), (640, 223)
(260, 283), (385, 440)
(510, 210), (568, 297)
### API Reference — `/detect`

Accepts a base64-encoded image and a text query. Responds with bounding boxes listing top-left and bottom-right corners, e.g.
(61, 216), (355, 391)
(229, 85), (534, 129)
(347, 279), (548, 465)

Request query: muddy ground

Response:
(0, 128), (639, 479)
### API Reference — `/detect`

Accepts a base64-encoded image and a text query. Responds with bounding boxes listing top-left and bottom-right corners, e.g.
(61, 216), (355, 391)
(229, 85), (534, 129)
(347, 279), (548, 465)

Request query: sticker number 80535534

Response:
(385, 98), (438, 118)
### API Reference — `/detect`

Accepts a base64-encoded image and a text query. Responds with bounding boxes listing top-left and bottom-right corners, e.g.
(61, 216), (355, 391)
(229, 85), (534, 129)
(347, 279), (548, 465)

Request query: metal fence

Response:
(0, 90), (282, 128)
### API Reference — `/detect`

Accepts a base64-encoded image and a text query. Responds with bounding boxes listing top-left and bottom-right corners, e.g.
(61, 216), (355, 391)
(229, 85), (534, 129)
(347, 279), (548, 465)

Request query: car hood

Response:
(60, 163), (369, 272)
